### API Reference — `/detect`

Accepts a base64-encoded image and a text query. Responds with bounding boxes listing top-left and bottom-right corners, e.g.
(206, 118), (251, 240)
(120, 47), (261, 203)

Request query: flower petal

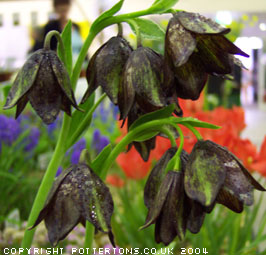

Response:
(4, 49), (44, 109)
(176, 11), (230, 35)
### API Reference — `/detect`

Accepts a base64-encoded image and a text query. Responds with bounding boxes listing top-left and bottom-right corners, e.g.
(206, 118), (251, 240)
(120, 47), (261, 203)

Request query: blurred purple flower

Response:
(56, 166), (63, 177)
(24, 127), (40, 152)
(0, 115), (21, 145)
(70, 138), (86, 164)
(112, 105), (119, 120)
(92, 129), (109, 154)
(99, 103), (108, 122)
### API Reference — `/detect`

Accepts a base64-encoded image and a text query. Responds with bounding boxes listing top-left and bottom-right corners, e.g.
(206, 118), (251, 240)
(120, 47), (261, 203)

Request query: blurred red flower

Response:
(106, 174), (125, 187)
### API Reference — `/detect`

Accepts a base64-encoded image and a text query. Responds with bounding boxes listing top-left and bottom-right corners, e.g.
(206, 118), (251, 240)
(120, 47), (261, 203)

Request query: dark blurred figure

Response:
(31, 0), (82, 52)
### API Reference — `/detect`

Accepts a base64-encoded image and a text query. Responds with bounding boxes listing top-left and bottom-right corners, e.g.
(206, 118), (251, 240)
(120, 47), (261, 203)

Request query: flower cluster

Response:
(141, 141), (265, 245)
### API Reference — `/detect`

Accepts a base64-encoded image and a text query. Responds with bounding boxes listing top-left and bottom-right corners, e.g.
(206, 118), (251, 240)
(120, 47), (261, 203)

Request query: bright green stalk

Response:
(182, 123), (203, 140)
(21, 115), (71, 253)
(21, 27), (98, 252)
(99, 118), (181, 179)
(158, 126), (176, 147)
(44, 30), (67, 65)
(84, 221), (95, 253)
(67, 93), (107, 148)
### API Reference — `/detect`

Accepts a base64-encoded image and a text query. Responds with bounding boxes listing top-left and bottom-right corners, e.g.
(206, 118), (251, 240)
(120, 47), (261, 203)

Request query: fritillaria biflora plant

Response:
(3, 0), (265, 252)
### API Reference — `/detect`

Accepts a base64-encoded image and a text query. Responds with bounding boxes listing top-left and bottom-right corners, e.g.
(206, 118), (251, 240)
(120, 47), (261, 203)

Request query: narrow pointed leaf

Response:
(129, 104), (174, 131)
(68, 93), (95, 147)
(93, 0), (124, 26)
(57, 20), (72, 74)
(127, 18), (165, 41)
(148, 0), (179, 14)
(133, 131), (159, 142)
(91, 144), (112, 175)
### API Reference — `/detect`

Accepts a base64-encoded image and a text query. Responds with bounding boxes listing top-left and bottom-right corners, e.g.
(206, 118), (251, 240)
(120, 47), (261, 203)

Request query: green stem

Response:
(172, 124), (184, 170)
(158, 126), (176, 147)
(43, 30), (67, 66)
(21, 116), (71, 253)
(67, 93), (107, 148)
(99, 118), (179, 179)
(84, 221), (95, 253)
(182, 123), (203, 140)
(71, 8), (173, 88)
(71, 30), (97, 90)
(126, 19), (142, 47)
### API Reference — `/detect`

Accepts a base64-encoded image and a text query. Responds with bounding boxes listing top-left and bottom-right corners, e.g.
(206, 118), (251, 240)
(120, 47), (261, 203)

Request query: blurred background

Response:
(0, 0), (266, 254)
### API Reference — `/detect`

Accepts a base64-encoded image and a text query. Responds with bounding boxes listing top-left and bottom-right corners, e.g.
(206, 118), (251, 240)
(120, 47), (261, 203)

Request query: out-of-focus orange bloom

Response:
(251, 136), (266, 176)
(116, 147), (151, 179)
(106, 174), (125, 187)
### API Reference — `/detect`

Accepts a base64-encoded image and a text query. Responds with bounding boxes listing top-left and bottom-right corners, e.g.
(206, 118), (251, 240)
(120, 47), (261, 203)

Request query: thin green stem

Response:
(71, 8), (174, 88)
(183, 123), (203, 140)
(99, 119), (179, 179)
(158, 126), (176, 147)
(172, 124), (184, 170)
(44, 31), (67, 66)
(21, 116), (71, 253)
(126, 19), (142, 47)
(84, 221), (95, 253)
(67, 93), (107, 148)
(71, 30), (97, 90)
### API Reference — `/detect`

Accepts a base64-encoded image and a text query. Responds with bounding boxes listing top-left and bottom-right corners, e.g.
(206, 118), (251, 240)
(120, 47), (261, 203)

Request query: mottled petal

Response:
(15, 95), (28, 119)
(142, 171), (174, 229)
(77, 164), (114, 239)
(4, 49), (43, 109)
(49, 50), (79, 109)
(197, 35), (233, 75)
(165, 17), (196, 67)
(216, 188), (243, 213)
(184, 140), (226, 207)
(176, 11), (230, 35)
(123, 47), (165, 114)
(186, 200), (206, 234)
(174, 53), (208, 100)
(144, 147), (177, 209)
(28, 56), (62, 124)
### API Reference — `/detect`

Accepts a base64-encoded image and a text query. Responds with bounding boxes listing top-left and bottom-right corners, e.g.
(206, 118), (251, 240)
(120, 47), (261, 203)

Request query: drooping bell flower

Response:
(30, 163), (115, 246)
(184, 140), (265, 213)
(119, 46), (167, 120)
(81, 36), (133, 106)
(142, 148), (206, 245)
(164, 11), (249, 100)
(4, 49), (79, 124)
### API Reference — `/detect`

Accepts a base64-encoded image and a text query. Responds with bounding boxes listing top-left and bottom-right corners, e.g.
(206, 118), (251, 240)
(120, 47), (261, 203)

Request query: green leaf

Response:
(148, 0), (179, 13)
(92, 144), (112, 175)
(133, 131), (159, 142)
(172, 117), (220, 129)
(93, 0), (124, 26)
(127, 18), (165, 41)
(57, 20), (72, 74)
(68, 93), (95, 147)
(129, 104), (174, 131)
